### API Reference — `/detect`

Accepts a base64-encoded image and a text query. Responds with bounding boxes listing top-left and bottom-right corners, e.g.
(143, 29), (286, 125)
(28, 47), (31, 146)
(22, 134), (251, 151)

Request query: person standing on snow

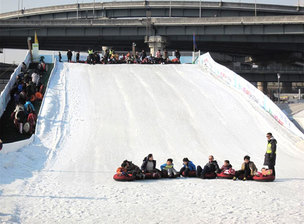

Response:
(175, 50), (181, 60)
(67, 50), (73, 62)
(264, 133), (277, 176)
(76, 52), (80, 62)
(58, 52), (62, 62)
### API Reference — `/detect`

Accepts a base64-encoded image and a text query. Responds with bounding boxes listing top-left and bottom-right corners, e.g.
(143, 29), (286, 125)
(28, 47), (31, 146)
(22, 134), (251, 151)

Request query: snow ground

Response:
(1, 63), (304, 223)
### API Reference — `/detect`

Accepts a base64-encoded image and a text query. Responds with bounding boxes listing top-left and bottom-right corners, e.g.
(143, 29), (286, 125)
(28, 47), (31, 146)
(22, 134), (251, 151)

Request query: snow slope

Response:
(1, 62), (304, 223)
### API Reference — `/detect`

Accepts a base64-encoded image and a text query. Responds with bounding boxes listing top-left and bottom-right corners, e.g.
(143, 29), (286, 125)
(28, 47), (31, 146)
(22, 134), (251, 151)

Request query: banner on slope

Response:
(196, 53), (304, 138)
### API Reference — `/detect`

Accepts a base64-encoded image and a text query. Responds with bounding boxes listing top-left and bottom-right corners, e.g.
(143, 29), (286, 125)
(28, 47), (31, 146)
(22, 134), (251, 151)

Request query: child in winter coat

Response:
(160, 158), (178, 177)
(220, 160), (232, 172)
(179, 158), (196, 177)
(233, 155), (257, 181)
(116, 162), (129, 176)
(220, 160), (235, 175)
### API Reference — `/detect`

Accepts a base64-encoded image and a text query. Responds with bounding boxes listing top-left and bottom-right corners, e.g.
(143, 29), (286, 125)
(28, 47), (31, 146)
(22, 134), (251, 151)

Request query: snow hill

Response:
(1, 61), (304, 223)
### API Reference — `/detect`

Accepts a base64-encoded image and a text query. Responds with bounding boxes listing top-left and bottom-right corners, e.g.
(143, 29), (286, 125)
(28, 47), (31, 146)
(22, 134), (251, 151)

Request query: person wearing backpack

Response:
(24, 100), (35, 116)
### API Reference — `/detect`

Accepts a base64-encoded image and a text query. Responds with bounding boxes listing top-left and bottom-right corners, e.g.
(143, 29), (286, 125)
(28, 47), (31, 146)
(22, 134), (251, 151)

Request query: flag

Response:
(193, 33), (197, 52)
(34, 31), (39, 44)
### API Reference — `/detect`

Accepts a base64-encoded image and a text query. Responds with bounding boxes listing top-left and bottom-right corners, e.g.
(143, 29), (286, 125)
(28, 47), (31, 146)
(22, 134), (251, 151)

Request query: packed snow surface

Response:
(1, 63), (304, 223)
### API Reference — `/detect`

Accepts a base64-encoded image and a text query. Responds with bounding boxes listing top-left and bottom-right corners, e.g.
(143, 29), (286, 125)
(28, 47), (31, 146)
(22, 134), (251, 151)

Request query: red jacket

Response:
(116, 167), (127, 175)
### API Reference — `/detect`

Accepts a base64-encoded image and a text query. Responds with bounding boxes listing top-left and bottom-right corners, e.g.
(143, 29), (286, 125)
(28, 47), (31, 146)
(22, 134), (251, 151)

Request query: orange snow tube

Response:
(35, 92), (43, 100)
(30, 95), (36, 102)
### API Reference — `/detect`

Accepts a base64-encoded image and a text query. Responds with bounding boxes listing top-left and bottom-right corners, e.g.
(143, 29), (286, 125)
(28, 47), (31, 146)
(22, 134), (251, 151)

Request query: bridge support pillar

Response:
(145, 36), (167, 57)
(282, 82), (292, 93)
(257, 82), (267, 93)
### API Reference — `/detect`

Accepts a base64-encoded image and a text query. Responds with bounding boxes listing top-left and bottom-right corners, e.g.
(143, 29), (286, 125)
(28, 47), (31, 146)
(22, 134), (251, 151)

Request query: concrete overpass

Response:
(0, 1), (304, 55)
(1, 1), (304, 20)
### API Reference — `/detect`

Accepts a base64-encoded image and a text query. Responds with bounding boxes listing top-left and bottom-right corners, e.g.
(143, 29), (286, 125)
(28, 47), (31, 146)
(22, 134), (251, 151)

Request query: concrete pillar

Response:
(282, 82), (292, 93)
(257, 82), (267, 93)
(145, 36), (167, 57)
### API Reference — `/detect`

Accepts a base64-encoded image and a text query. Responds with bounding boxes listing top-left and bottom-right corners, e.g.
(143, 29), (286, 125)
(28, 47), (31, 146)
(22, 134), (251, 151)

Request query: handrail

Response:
(0, 51), (30, 117)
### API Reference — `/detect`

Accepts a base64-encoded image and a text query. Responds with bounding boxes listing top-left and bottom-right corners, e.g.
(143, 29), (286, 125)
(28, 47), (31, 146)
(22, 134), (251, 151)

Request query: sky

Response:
(0, 0), (300, 14)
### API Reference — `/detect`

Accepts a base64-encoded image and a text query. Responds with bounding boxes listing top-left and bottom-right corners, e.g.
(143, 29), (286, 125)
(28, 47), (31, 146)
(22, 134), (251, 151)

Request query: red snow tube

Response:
(237, 174), (253, 180)
(253, 175), (275, 182)
(113, 174), (135, 182)
(217, 172), (234, 179)
(204, 172), (217, 179)
(144, 172), (161, 179)
(182, 170), (197, 177)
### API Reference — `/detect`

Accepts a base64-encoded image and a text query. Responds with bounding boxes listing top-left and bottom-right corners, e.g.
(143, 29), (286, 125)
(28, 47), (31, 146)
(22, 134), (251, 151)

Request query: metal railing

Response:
(227, 64), (304, 73)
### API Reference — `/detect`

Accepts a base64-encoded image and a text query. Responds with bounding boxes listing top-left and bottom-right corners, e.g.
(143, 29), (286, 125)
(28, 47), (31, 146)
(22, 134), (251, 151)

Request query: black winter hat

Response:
(121, 160), (129, 167)
(244, 155), (250, 161)
(183, 158), (189, 162)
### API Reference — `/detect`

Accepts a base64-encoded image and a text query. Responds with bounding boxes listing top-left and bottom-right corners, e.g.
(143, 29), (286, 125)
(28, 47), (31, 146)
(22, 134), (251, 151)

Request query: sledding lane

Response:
(1, 63), (304, 223)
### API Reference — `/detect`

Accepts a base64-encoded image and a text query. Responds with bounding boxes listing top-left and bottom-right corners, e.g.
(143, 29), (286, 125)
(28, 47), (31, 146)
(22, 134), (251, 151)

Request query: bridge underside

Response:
(1, 35), (303, 57)
(0, 1), (304, 57)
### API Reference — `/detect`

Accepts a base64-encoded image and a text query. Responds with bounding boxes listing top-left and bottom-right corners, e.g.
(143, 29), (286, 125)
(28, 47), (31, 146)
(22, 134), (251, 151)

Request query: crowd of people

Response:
(116, 133), (277, 180)
(58, 49), (181, 65)
(9, 60), (46, 135)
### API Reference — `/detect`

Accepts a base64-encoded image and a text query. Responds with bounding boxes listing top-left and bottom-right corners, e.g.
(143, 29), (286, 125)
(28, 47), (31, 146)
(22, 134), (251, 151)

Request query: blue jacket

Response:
(160, 163), (174, 171)
(24, 101), (35, 115)
(184, 161), (196, 171)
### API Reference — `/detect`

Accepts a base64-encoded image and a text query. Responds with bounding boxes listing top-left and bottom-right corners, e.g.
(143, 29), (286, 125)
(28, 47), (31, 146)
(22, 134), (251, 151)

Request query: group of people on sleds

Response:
(115, 133), (277, 182)
(9, 60), (46, 135)
(60, 49), (181, 65)
(90, 49), (181, 65)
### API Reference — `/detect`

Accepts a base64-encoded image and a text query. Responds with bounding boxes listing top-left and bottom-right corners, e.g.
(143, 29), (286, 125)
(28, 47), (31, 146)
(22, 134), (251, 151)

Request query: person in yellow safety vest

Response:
(88, 49), (93, 55)
(264, 132), (277, 176)
(109, 49), (114, 57)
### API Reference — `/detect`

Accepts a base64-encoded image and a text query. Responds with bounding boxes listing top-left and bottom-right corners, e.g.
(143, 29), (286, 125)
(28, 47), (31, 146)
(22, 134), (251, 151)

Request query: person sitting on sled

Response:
(123, 160), (145, 180)
(141, 154), (162, 178)
(220, 160), (232, 172)
(233, 155), (257, 181)
(116, 161), (129, 177)
(179, 158), (196, 177)
(160, 158), (178, 178)
(196, 155), (221, 179)
(219, 160), (235, 175)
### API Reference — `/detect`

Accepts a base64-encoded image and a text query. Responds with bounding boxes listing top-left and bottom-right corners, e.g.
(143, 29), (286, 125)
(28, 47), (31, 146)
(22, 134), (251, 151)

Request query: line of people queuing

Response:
(9, 61), (46, 135)
(59, 49), (181, 65)
(116, 133), (277, 181)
